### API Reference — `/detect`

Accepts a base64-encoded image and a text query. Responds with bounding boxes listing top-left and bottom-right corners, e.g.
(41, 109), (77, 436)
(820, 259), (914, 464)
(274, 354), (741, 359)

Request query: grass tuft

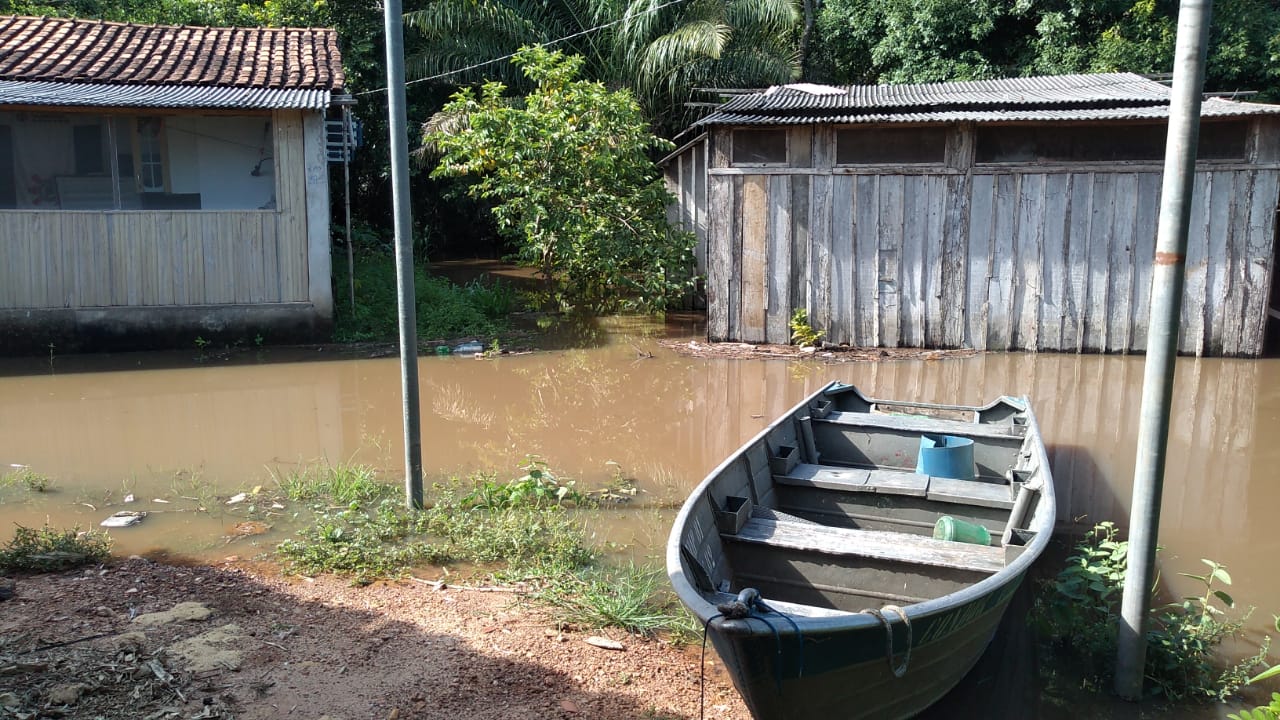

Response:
(0, 524), (111, 571)
(273, 463), (397, 507)
(1, 467), (53, 493)
(529, 562), (683, 637)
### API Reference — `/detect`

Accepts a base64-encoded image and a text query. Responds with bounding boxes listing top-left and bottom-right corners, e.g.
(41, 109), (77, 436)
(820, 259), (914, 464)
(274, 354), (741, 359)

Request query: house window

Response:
(975, 121), (1248, 164)
(134, 117), (167, 193)
(0, 110), (277, 211)
(836, 127), (945, 165)
(0, 126), (14, 208)
(732, 129), (787, 165)
(73, 124), (105, 175)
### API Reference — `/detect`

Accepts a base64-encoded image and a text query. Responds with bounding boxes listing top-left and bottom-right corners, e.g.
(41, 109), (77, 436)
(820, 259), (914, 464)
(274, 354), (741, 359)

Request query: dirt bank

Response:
(0, 558), (749, 719)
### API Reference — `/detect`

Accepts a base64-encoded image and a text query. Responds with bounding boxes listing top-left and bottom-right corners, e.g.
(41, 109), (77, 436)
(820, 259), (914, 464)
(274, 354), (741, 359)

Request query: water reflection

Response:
(1, 327), (1278, 648)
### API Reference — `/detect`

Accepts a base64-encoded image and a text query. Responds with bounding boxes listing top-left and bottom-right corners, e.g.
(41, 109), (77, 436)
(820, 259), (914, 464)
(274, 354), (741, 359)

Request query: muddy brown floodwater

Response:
(2, 315), (1279, 717)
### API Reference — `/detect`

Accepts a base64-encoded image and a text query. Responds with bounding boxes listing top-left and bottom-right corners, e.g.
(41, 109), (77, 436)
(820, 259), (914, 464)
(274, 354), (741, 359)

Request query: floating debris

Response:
(100, 511), (147, 528)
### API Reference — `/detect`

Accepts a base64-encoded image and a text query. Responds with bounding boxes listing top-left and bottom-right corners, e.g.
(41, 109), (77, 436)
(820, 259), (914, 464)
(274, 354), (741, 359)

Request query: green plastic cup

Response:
(933, 515), (991, 545)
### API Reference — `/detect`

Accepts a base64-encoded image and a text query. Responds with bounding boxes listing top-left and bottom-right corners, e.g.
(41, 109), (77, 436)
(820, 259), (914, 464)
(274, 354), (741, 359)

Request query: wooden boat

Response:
(666, 382), (1055, 719)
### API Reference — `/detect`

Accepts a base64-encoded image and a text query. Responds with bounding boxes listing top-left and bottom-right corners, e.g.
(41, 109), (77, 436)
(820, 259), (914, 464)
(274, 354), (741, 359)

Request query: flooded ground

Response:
(2, 316), (1278, 710)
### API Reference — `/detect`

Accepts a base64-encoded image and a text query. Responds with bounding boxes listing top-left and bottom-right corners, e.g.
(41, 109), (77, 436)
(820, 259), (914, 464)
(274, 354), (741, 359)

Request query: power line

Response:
(354, 0), (691, 97)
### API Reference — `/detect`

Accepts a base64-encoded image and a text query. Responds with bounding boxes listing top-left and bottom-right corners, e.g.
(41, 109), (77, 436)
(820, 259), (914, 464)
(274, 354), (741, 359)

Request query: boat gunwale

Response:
(665, 380), (1058, 634)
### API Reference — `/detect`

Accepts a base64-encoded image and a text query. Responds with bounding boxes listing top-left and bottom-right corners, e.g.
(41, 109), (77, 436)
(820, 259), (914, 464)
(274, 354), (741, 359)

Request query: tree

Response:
(810, 0), (1280, 101)
(425, 47), (696, 312)
(404, 0), (801, 133)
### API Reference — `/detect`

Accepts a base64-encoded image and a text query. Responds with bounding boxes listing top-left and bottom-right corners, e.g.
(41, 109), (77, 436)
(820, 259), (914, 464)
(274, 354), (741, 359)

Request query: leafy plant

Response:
(461, 456), (589, 509)
(1034, 522), (1264, 700)
(0, 524), (111, 571)
(2, 467), (52, 493)
(276, 500), (435, 585)
(1231, 693), (1280, 720)
(426, 46), (696, 313)
(331, 250), (513, 343)
(789, 308), (825, 348)
(273, 463), (396, 508)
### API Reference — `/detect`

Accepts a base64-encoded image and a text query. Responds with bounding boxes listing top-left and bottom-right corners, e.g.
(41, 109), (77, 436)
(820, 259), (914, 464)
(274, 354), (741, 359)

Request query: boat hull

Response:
(668, 382), (1055, 720)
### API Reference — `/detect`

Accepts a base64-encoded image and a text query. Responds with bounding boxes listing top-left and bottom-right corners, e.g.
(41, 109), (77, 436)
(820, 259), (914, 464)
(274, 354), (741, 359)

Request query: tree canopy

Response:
(425, 47), (695, 312)
(404, 0), (801, 133)
(812, 0), (1280, 100)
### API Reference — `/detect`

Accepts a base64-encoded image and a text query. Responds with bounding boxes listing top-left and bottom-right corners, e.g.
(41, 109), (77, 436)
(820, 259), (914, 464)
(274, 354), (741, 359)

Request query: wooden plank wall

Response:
(702, 121), (1280, 356)
(0, 113), (312, 310)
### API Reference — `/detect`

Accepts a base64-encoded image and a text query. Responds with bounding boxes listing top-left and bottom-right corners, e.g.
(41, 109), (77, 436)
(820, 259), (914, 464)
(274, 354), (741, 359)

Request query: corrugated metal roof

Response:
(0, 15), (343, 93)
(705, 97), (1280, 126)
(697, 73), (1280, 126)
(0, 79), (331, 110)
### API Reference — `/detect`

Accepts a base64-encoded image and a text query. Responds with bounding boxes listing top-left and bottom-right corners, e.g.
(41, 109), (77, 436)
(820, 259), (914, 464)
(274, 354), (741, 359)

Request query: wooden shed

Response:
(664, 73), (1280, 356)
(0, 16), (345, 352)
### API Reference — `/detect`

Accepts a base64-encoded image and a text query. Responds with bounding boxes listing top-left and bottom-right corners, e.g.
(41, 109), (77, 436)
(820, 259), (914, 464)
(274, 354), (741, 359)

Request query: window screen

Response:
(976, 122), (1248, 163)
(836, 127), (945, 165)
(732, 129), (787, 165)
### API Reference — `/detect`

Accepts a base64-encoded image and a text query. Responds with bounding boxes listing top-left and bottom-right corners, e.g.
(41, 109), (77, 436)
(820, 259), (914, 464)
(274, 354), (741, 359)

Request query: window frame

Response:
(730, 128), (789, 167)
(834, 125), (948, 167)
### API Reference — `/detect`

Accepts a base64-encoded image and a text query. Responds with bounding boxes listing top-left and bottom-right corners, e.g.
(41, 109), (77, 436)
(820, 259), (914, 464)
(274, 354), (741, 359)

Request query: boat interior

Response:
(681, 388), (1049, 617)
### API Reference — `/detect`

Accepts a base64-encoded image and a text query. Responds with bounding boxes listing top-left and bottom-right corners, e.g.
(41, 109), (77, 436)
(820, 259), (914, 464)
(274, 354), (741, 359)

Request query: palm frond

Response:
(638, 20), (732, 88)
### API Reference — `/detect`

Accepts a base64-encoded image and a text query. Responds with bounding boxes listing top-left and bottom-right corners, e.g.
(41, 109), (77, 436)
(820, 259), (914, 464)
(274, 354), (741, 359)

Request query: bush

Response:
(0, 525), (111, 571)
(1034, 522), (1266, 700)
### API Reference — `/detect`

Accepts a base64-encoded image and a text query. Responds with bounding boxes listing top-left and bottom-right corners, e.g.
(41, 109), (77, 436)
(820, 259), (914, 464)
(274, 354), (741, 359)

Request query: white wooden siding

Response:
(0, 111), (314, 310)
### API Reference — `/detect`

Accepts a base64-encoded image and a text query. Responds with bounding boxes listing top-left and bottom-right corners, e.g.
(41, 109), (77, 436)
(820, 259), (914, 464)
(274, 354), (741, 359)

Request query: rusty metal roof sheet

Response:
(0, 15), (344, 99)
(697, 73), (1280, 126)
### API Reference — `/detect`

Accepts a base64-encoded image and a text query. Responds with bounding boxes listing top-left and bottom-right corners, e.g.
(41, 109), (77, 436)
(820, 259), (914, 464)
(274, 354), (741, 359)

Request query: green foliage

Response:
(811, 0), (1280, 102)
(461, 456), (589, 509)
(529, 562), (684, 636)
(404, 0), (800, 133)
(1034, 522), (1265, 700)
(332, 250), (513, 343)
(273, 463), (397, 507)
(789, 308), (824, 348)
(1, 467), (52, 493)
(0, 524), (111, 572)
(426, 46), (696, 313)
(1231, 694), (1280, 720)
(276, 500), (435, 585)
(424, 480), (595, 574)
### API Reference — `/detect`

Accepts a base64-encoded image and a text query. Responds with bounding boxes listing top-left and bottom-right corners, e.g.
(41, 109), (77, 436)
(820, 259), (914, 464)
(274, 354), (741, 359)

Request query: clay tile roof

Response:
(0, 14), (344, 91)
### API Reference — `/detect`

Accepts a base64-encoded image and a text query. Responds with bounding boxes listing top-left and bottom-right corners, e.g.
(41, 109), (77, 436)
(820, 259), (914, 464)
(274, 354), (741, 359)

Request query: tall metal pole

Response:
(382, 0), (424, 508)
(1115, 0), (1212, 700)
(342, 105), (356, 316)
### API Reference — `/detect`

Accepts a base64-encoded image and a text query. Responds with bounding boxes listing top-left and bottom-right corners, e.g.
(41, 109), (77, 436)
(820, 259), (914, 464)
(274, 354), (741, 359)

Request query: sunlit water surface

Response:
(1, 317), (1277, 716)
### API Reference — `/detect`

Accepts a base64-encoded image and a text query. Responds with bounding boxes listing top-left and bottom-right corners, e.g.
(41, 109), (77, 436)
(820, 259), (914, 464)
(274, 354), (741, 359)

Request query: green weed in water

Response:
(425, 479), (594, 574)
(1, 467), (52, 493)
(276, 499), (435, 585)
(461, 456), (589, 509)
(273, 463), (396, 507)
(1034, 521), (1268, 700)
(331, 251), (515, 343)
(0, 524), (111, 571)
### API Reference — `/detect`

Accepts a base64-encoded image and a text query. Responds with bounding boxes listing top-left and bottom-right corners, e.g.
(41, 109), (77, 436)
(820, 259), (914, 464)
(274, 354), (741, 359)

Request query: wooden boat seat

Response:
(726, 516), (1006, 574)
(774, 463), (1016, 510)
(815, 410), (1025, 441)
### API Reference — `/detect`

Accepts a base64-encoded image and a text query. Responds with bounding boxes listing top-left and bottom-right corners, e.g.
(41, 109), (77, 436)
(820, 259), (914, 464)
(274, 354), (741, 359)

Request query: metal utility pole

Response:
(382, 0), (424, 508)
(1115, 0), (1213, 700)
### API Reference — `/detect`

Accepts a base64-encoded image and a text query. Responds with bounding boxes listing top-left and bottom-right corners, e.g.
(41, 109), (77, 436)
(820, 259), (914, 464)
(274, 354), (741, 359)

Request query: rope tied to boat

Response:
(699, 588), (805, 717)
(861, 604), (911, 678)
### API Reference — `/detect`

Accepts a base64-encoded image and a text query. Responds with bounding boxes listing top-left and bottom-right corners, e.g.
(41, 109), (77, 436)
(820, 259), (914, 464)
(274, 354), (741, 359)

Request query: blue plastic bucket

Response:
(916, 434), (976, 480)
